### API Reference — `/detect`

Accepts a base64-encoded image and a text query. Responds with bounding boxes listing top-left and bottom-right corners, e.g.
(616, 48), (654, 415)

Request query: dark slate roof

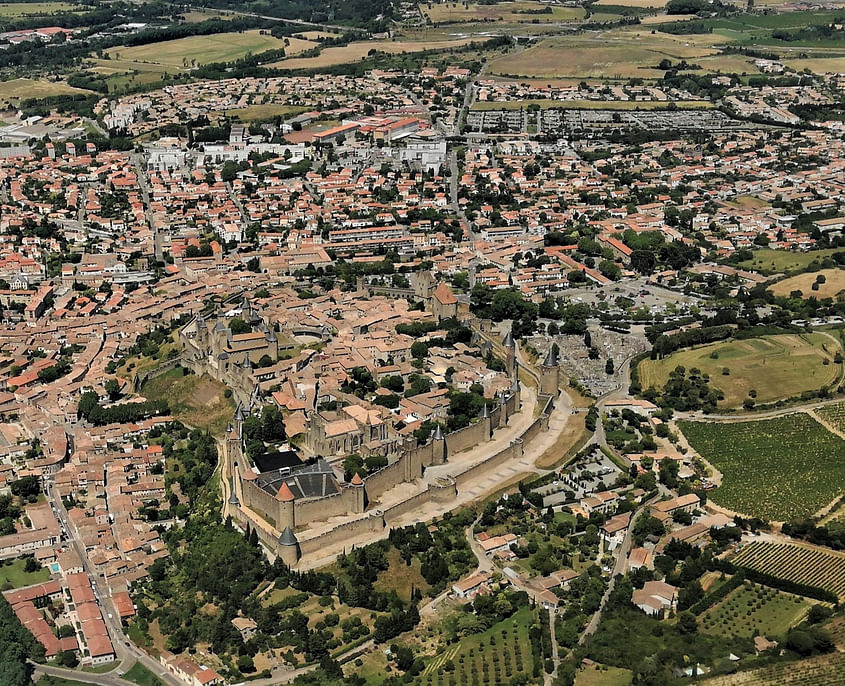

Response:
(256, 458), (340, 501)
(227, 480), (240, 506)
(279, 527), (298, 546)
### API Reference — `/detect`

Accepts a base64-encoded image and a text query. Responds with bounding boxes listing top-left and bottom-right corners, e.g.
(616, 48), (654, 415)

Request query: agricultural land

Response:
(104, 31), (290, 70)
(736, 248), (844, 275)
(0, 0), (844, 685)
(731, 542), (845, 602)
(415, 607), (536, 686)
(0, 78), (91, 105)
(816, 402), (845, 435)
(699, 582), (816, 639)
(268, 37), (483, 70)
(678, 414), (845, 521)
(638, 334), (842, 408)
(768, 269), (845, 301)
(700, 652), (845, 686)
(420, 2), (585, 24)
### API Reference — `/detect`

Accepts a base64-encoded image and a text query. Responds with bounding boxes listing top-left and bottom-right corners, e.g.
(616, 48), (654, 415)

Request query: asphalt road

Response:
(32, 661), (135, 686)
(578, 493), (660, 644)
(47, 483), (181, 686)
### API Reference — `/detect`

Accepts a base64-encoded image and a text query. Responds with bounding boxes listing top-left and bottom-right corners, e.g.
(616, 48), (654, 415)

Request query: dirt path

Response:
(680, 396), (845, 423)
(808, 408), (845, 440)
(545, 608), (559, 686)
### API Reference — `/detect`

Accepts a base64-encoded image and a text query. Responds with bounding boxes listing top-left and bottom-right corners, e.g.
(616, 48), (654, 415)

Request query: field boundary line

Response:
(807, 409), (845, 440)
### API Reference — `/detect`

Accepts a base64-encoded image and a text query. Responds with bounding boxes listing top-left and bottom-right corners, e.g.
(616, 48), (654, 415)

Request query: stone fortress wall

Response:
(177, 293), (563, 567)
(226, 381), (553, 567)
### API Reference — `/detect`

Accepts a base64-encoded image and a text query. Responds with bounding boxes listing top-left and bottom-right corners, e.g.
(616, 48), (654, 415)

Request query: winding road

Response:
(46, 484), (182, 686)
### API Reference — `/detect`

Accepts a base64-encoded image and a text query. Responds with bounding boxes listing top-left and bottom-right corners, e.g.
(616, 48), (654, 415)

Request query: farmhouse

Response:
(579, 490), (620, 515)
(603, 398), (658, 416)
(600, 511), (631, 547)
(452, 571), (491, 599)
(651, 494), (700, 523)
(632, 580), (678, 616)
(477, 532), (518, 554)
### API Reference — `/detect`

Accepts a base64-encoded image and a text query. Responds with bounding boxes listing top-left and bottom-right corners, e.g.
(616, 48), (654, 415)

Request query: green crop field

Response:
(638, 334), (842, 408)
(657, 10), (845, 52)
(735, 248), (842, 274)
(699, 582), (814, 639)
(87, 57), (173, 92)
(416, 607), (536, 686)
(0, 557), (50, 590)
(0, 2), (78, 16)
(816, 402), (845, 435)
(105, 30), (288, 70)
(731, 542), (845, 602)
(679, 414), (845, 521)
(700, 651), (845, 686)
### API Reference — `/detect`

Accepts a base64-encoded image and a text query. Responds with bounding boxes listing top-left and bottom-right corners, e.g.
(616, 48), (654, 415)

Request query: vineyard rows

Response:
(700, 651), (845, 686)
(679, 415), (844, 521)
(816, 402), (845, 435)
(416, 608), (536, 686)
(732, 542), (845, 601)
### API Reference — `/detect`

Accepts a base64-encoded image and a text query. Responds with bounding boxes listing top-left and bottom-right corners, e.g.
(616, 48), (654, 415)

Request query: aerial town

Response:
(0, 1), (843, 686)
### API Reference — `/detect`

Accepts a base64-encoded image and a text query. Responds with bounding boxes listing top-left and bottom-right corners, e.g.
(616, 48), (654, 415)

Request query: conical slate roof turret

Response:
(432, 423), (444, 441)
(480, 402), (490, 419)
(227, 478), (240, 506)
(542, 346), (559, 367)
(502, 329), (514, 348)
(279, 527), (298, 546)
